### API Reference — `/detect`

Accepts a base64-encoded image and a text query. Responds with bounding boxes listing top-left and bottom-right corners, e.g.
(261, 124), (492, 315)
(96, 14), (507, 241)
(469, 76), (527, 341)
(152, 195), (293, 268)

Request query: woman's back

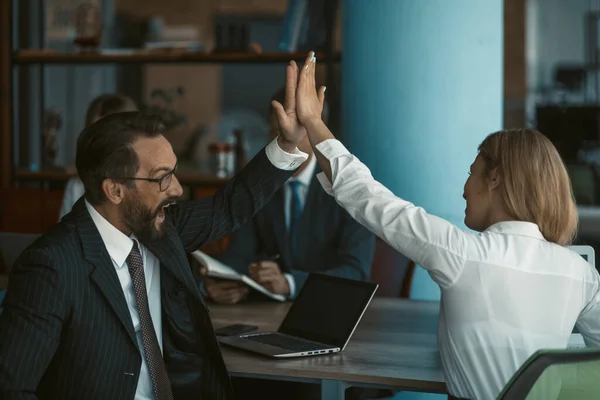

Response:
(438, 221), (600, 399)
(309, 139), (600, 400)
(286, 62), (600, 400)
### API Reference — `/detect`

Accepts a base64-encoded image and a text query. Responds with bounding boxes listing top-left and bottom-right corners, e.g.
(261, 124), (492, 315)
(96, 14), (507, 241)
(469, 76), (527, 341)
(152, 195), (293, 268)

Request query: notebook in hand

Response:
(191, 250), (286, 302)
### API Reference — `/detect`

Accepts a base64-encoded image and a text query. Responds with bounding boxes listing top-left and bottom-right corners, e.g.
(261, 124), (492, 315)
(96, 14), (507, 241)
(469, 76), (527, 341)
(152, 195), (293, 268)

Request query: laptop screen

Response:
(278, 274), (378, 348)
(569, 245), (595, 267)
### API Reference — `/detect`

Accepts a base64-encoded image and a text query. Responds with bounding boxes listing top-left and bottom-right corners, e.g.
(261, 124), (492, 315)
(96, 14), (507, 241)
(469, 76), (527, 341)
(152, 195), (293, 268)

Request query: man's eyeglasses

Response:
(122, 163), (178, 192)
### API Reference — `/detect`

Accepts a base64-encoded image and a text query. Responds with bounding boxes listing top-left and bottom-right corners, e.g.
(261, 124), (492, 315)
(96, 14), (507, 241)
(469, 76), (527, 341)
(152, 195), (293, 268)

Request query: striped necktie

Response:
(288, 180), (303, 250)
(127, 241), (174, 400)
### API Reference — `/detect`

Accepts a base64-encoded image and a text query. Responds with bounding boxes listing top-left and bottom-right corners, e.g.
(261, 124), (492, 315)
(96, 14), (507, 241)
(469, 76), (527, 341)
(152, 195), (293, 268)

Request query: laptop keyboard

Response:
(242, 333), (330, 352)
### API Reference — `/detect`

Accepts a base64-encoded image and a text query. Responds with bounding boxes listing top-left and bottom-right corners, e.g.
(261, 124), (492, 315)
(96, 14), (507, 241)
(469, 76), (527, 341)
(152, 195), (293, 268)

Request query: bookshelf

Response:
(13, 51), (341, 65)
(0, 0), (340, 233)
(2, 2), (341, 188)
(8, 48), (341, 187)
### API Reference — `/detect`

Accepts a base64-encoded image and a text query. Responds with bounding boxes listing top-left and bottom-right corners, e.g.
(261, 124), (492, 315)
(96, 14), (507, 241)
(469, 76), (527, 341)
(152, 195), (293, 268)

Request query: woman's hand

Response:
(296, 51), (327, 125)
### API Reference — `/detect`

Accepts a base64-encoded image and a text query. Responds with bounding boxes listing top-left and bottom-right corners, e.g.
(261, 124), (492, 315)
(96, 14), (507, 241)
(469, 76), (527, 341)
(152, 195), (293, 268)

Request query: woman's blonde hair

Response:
(478, 128), (578, 245)
(85, 93), (137, 127)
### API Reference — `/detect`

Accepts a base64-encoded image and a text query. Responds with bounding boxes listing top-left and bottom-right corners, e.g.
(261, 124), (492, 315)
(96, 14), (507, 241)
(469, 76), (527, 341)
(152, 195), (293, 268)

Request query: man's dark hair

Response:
(76, 111), (165, 205)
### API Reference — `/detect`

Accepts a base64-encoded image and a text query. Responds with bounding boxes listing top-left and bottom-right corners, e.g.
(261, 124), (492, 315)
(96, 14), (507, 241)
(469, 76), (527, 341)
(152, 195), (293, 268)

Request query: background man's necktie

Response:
(127, 241), (174, 400)
(288, 180), (303, 250)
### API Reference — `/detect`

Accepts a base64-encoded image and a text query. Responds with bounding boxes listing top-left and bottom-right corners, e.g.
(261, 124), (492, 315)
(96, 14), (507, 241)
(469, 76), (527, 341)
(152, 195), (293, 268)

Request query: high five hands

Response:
(271, 52), (328, 149)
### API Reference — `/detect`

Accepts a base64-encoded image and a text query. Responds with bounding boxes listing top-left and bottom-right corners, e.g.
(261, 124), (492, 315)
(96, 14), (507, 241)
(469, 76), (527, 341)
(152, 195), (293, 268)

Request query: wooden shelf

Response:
(13, 51), (341, 65)
(14, 168), (76, 181)
(14, 168), (228, 187)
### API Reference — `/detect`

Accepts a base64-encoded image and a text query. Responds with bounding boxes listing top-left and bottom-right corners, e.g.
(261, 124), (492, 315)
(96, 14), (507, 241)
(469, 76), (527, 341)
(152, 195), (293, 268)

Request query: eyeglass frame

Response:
(119, 163), (178, 192)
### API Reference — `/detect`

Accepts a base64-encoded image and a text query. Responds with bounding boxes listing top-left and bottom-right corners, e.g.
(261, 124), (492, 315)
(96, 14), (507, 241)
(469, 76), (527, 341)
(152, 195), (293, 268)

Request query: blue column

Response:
(342, 0), (503, 305)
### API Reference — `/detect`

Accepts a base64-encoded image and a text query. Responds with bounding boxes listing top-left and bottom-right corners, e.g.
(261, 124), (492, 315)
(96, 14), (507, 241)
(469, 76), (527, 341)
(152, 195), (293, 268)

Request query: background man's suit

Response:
(218, 166), (375, 296)
(0, 149), (296, 399)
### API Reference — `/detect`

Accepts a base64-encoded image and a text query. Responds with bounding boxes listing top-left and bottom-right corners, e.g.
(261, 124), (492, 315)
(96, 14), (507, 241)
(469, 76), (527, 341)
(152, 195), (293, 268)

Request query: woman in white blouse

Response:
(272, 53), (600, 400)
(59, 93), (137, 219)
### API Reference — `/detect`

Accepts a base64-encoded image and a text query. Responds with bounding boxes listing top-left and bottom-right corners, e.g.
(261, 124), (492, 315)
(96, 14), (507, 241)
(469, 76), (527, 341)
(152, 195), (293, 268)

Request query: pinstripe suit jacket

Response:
(0, 149), (294, 400)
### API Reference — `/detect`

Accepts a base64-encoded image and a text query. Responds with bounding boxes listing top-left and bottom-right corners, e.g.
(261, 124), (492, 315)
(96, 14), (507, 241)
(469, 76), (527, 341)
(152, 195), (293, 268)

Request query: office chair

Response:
(0, 232), (40, 305)
(0, 232), (40, 272)
(497, 347), (600, 400)
(370, 237), (416, 298)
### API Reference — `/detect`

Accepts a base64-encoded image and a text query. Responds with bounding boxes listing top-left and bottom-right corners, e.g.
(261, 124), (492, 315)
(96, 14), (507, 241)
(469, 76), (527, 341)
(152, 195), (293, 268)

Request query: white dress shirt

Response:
(315, 139), (600, 400)
(86, 200), (162, 400)
(282, 155), (317, 297)
(85, 138), (306, 400)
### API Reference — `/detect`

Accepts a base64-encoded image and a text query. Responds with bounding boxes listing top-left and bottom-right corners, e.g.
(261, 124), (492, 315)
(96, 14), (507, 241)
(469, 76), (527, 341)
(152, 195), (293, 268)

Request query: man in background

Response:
(203, 87), (375, 305)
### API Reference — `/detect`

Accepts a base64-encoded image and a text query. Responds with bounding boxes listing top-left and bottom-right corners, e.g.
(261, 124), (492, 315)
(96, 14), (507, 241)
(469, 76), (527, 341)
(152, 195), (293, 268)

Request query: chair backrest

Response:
(370, 237), (415, 298)
(497, 347), (600, 400)
(0, 232), (40, 272)
(568, 245), (595, 267)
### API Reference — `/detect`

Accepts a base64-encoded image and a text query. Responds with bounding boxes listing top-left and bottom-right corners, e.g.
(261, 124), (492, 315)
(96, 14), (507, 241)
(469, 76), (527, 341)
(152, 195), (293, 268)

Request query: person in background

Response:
(280, 52), (600, 400)
(59, 93), (138, 219)
(203, 87), (375, 305)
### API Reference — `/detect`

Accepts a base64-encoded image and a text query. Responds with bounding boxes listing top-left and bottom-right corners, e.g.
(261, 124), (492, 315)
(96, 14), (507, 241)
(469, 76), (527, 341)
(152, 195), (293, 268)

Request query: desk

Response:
(211, 298), (447, 399)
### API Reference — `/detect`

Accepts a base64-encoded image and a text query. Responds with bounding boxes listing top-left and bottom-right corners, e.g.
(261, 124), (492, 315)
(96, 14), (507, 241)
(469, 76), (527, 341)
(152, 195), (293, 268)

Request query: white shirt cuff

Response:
(284, 273), (296, 299)
(265, 137), (309, 171)
(315, 139), (351, 195)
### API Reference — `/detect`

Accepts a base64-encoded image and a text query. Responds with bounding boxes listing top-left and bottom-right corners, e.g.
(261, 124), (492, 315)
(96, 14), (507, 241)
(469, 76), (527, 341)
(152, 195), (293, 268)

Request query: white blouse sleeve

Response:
(315, 139), (470, 287)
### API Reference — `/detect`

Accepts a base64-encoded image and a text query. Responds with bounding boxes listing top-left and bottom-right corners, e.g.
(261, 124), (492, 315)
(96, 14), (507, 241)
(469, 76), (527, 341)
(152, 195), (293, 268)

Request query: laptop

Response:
(568, 245), (595, 267)
(567, 245), (596, 348)
(218, 273), (378, 358)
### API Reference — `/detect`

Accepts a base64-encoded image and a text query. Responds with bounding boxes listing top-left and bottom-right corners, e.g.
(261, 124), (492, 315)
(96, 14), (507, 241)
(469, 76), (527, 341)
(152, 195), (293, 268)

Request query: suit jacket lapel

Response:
(140, 221), (205, 307)
(74, 199), (138, 349)
(270, 188), (287, 252)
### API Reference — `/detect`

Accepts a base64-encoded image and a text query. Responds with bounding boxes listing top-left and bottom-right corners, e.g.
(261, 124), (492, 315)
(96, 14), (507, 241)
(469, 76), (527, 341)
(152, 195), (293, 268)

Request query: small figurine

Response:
(42, 110), (62, 167)
(73, 3), (102, 51)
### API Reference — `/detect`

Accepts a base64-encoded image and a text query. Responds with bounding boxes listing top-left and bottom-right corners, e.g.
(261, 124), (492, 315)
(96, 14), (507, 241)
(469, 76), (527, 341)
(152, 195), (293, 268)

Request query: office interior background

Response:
(1, 1), (600, 399)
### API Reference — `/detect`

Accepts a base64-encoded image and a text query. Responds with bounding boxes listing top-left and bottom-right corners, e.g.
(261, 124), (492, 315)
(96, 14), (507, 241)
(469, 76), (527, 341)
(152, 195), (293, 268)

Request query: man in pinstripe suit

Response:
(0, 62), (319, 400)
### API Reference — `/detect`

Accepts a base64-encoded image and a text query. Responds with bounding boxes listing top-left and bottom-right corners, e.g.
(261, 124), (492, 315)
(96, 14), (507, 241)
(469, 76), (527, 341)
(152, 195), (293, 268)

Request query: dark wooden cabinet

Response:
(0, 188), (64, 233)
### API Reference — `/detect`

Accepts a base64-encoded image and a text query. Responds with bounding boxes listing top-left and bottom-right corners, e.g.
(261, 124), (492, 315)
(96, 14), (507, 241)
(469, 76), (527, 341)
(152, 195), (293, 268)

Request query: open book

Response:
(191, 250), (286, 302)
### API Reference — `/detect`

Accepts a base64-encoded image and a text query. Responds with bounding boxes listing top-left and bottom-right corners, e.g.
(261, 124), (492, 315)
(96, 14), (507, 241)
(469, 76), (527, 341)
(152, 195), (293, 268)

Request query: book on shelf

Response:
(279, 0), (332, 52)
(299, 0), (329, 51)
(278, 0), (309, 51)
(191, 250), (286, 302)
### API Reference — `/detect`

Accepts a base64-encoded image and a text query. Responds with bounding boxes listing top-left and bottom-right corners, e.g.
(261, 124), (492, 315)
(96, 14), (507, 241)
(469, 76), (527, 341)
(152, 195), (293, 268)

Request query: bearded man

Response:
(0, 106), (310, 400)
